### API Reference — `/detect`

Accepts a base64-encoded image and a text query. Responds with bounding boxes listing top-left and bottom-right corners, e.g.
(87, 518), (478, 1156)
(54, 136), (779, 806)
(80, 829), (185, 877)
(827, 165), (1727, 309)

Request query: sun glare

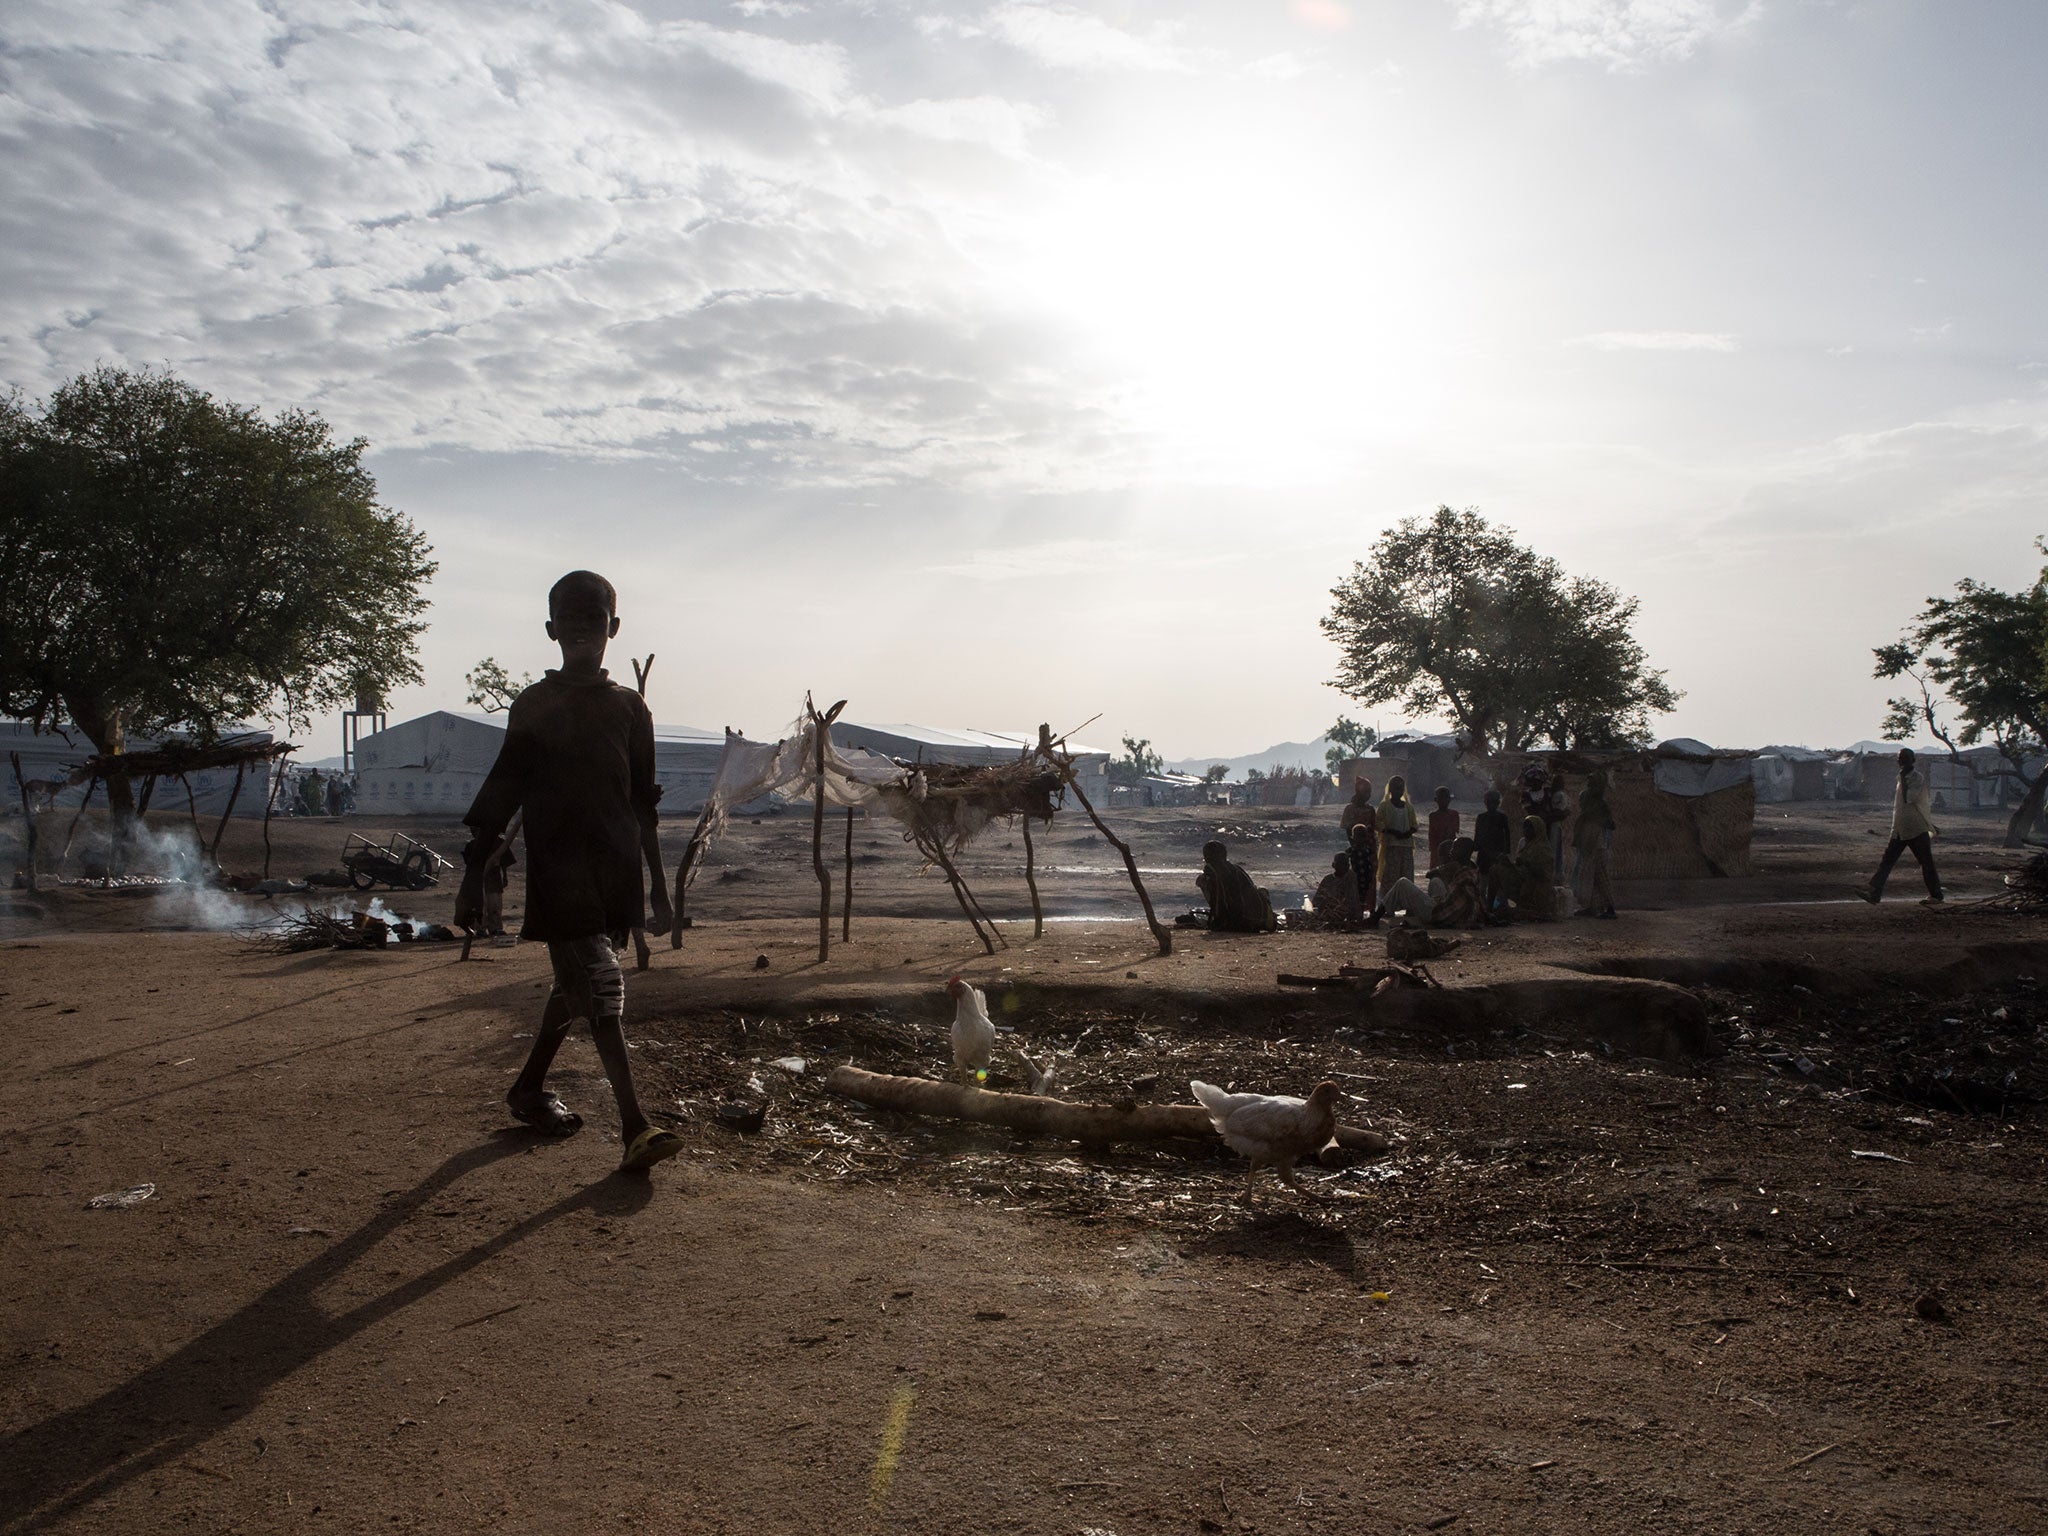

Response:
(1006, 129), (1467, 484)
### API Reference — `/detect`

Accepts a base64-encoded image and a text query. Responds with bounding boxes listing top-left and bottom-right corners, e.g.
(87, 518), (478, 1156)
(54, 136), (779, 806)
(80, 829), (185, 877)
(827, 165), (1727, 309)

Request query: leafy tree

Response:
(1243, 767), (1266, 785)
(1323, 714), (1377, 773)
(1321, 506), (1678, 754)
(465, 657), (533, 714)
(1201, 762), (1230, 784)
(1876, 573), (2048, 847)
(0, 366), (435, 831)
(1108, 735), (1163, 788)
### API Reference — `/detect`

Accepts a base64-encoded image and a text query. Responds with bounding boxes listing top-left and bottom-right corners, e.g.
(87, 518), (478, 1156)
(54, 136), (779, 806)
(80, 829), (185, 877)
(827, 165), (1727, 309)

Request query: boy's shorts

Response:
(546, 935), (625, 1022)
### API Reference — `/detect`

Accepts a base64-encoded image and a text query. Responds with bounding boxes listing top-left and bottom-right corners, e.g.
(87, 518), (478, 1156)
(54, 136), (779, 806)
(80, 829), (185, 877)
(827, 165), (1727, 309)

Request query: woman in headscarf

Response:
(1572, 769), (1618, 919)
(1376, 775), (1419, 899)
(1341, 776), (1377, 839)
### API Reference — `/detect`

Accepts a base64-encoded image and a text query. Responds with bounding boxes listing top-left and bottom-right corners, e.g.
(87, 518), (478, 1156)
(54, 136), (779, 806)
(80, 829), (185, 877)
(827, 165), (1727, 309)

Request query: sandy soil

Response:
(2, 803), (2045, 1534)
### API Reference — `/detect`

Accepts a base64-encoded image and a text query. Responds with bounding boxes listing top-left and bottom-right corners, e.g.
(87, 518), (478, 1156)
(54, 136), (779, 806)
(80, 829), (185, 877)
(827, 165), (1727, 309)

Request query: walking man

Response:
(1861, 748), (1943, 905)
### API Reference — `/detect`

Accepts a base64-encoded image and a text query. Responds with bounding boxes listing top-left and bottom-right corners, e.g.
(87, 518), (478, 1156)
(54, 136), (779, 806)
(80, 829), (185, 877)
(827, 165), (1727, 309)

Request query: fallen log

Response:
(1276, 961), (1438, 993)
(823, 1064), (1390, 1154)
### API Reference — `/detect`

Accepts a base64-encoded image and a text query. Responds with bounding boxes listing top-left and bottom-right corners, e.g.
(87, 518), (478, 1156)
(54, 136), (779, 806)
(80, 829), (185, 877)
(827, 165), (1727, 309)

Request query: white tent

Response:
(352, 710), (739, 818)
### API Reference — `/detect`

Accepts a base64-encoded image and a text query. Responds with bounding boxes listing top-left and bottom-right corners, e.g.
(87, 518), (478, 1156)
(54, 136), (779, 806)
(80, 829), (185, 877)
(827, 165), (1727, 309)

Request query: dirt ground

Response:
(2, 802), (2045, 1534)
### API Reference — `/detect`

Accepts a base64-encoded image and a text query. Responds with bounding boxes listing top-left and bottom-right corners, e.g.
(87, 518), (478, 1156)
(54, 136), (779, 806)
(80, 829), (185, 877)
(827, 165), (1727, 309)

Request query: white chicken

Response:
(1189, 1079), (1343, 1198)
(945, 976), (996, 1085)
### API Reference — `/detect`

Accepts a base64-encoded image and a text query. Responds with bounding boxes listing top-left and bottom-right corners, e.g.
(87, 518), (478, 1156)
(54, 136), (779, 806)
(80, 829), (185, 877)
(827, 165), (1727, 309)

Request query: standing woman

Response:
(1341, 776), (1377, 839)
(1377, 775), (1419, 899)
(1572, 769), (1618, 919)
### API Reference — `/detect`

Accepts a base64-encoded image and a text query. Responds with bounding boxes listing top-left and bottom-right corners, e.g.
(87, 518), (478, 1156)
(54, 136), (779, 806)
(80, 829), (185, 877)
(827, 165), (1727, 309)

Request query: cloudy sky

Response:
(6, 0), (2046, 760)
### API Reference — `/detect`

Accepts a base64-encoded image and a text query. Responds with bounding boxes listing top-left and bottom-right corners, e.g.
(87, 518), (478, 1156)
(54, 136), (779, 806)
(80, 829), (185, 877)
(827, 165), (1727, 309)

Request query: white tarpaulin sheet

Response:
(682, 716), (914, 884)
(1651, 738), (1756, 798)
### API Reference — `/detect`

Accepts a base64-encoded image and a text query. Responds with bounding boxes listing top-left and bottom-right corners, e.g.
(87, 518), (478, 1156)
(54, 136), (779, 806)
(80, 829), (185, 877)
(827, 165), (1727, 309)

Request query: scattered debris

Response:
(715, 1100), (769, 1134)
(86, 1183), (155, 1209)
(1385, 929), (1463, 964)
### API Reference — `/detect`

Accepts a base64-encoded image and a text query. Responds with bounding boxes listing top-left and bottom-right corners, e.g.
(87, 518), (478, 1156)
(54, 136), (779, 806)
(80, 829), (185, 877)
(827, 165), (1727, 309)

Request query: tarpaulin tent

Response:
(2, 721), (278, 817)
(1485, 739), (1758, 879)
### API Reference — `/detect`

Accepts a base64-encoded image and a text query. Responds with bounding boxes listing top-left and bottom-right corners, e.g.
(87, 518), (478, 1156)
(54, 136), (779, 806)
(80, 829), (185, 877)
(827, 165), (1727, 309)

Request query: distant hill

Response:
(1162, 736), (1333, 780)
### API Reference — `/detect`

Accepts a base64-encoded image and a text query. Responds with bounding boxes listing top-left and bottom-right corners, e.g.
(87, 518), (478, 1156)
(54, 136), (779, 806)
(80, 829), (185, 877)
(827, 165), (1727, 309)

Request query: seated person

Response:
(1425, 838), (1484, 929)
(1497, 815), (1560, 921)
(1197, 840), (1278, 933)
(1383, 839), (1484, 930)
(1309, 852), (1369, 931)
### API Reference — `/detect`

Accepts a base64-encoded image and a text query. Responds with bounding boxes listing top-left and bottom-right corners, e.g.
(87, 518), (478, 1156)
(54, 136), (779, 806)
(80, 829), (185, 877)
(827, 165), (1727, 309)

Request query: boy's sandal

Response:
(620, 1127), (685, 1173)
(509, 1091), (583, 1137)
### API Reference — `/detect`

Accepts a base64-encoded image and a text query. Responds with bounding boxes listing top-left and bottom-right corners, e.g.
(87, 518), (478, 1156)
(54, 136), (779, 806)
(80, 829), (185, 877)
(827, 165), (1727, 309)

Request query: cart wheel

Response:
(402, 848), (435, 888)
(349, 865), (376, 892)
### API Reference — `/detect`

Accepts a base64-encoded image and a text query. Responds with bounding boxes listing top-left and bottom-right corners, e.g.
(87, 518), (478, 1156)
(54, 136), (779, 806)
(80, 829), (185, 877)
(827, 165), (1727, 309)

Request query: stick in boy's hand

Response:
(456, 569), (683, 1176)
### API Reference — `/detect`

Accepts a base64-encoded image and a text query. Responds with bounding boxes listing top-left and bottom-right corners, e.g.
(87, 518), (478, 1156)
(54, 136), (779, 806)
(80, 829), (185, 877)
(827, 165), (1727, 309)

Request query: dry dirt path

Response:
(3, 924), (2045, 1536)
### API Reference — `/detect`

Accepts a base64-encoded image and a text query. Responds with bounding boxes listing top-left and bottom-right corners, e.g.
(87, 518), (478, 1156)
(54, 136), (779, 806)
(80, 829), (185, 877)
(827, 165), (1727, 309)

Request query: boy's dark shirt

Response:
(464, 671), (656, 941)
(1473, 808), (1512, 869)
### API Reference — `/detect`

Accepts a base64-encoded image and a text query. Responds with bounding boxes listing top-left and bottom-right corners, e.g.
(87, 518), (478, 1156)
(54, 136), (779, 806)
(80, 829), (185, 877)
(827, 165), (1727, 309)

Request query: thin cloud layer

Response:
(6, 0), (2047, 756)
(1572, 331), (1741, 351)
(0, 0), (1133, 485)
(1453, 0), (1758, 70)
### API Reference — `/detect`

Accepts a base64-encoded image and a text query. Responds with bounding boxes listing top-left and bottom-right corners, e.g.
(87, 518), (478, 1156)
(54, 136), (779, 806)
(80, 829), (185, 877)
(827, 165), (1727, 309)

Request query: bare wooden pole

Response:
(208, 762), (245, 861)
(60, 774), (99, 865)
(119, 773), (159, 878)
(1021, 814), (1043, 938)
(841, 803), (854, 942)
(672, 729), (737, 945)
(261, 758), (285, 879)
(1036, 724), (1170, 956)
(461, 808), (522, 962)
(807, 696), (847, 963)
(950, 849), (1008, 941)
(811, 701), (830, 962)
(10, 753), (37, 894)
(630, 654), (655, 969)
(922, 832), (999, 954)
(180, 773), (202, 846)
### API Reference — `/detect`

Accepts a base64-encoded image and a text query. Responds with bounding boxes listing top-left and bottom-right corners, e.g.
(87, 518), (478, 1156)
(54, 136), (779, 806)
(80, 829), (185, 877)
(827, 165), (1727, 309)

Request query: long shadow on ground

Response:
(1, 1135), (652, 1533)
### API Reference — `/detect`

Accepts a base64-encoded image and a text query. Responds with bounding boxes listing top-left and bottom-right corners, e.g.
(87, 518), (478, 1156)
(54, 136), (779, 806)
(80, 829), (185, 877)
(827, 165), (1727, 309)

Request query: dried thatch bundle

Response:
(1951, 851), (2048, 916)
(2008, 852), (2048, 906)
(878, 761), (1063, 858)
(246, 906), (389, 954)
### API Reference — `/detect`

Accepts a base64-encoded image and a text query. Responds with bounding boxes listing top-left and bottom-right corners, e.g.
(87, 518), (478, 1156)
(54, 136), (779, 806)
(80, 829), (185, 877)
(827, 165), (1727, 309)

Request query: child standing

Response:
(456, 571), (681, 1174)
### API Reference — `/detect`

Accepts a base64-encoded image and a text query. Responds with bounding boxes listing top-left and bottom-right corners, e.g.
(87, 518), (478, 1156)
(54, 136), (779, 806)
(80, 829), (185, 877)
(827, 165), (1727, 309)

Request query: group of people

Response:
(1198, 766), (1623, 935)
(1201, 745), (1953, 936)
(289, 766), (356, 818)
